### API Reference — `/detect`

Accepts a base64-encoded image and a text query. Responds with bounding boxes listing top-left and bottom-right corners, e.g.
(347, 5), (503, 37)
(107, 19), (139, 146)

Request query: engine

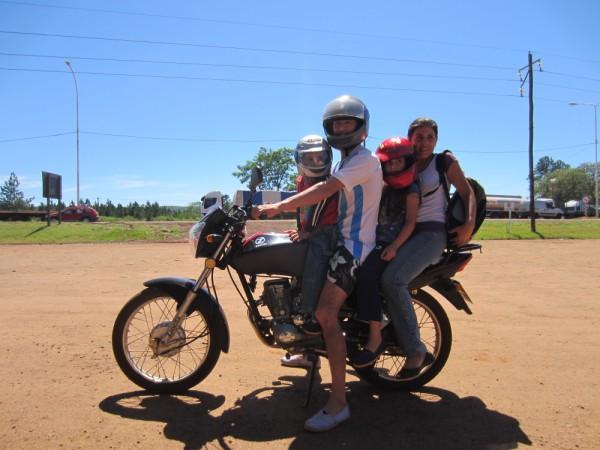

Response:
(260, 278), (305, 346)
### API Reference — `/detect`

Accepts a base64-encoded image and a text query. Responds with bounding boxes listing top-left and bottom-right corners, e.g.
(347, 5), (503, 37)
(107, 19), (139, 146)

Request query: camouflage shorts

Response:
(326, 246), (360, 295)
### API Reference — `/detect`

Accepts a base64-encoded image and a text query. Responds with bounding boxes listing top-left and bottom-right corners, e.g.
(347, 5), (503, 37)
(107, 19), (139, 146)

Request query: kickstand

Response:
(303, 352), (319, 408)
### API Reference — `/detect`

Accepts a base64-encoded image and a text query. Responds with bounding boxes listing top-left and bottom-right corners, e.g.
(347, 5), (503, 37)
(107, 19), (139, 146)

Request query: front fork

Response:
(171, 229), (233, 328)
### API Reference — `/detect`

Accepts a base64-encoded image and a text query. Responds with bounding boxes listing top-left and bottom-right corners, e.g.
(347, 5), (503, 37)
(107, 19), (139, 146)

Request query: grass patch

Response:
(0, 218), (599, 244)
(0, 221), (190, 244)
(474, 219), (600, 240)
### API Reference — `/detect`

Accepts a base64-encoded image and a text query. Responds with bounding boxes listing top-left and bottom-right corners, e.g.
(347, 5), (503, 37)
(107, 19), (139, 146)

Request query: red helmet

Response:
(375, 137), (417, 188)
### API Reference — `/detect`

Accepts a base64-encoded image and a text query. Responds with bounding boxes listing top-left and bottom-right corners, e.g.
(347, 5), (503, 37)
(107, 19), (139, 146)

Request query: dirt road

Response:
(1, 240), (598, 449)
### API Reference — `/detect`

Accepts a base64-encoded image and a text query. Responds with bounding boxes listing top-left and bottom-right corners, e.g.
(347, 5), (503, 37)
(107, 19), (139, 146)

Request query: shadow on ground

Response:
(25, 225), (48, 236)
(100, 376), (531, 450)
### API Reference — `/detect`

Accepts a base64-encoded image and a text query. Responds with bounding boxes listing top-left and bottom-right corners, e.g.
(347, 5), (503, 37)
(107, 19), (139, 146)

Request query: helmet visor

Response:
(298, 149), (331, 169)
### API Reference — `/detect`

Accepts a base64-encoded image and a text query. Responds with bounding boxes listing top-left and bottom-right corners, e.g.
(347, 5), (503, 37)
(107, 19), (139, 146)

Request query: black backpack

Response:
(435, 150), (487, 244)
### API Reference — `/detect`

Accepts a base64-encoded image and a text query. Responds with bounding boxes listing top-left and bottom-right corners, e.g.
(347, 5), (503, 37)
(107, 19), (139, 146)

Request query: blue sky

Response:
(1, 0), (599, 206)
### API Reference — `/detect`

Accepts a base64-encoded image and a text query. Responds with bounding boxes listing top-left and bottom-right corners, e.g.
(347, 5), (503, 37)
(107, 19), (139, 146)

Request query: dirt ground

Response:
(1, 239), (599, 449)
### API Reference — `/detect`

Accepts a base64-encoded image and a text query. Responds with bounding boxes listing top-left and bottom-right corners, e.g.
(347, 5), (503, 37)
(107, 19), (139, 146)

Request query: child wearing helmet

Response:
(350, 137), (421, 368)
(280, 135), (338, 370)
(373, 117), (474, 377)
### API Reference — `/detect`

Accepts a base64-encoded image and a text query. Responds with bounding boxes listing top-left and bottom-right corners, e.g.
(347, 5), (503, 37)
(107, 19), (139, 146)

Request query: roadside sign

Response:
(504, 202), (516, 211)
(583, 196), (590, 205)
(42, 171), (62, 225)
(42, 171), (62, 199)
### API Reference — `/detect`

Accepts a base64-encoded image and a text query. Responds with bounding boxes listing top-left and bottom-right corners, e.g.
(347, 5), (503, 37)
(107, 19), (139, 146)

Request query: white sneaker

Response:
(280, 354), (320, 369)
(304, 406), (351, 432)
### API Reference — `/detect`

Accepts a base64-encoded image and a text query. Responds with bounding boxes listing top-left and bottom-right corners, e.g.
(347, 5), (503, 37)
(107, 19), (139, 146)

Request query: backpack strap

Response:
(435, 150), (452, 201)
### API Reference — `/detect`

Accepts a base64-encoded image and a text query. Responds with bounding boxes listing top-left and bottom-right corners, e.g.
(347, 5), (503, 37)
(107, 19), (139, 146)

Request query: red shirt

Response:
(297, 175), (338, 230)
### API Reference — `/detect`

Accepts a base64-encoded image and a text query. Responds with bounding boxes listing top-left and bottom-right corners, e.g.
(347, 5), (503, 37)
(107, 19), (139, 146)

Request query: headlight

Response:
(188, 220), (206, 257)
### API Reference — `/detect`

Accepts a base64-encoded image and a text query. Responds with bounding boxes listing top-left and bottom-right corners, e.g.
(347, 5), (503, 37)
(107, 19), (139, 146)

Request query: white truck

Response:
(486, 195), (565, 219)
(520, 198), (565, 219)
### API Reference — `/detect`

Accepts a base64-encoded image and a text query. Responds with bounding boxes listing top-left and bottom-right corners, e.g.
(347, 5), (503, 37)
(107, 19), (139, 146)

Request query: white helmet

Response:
(294, 135), (333, 178)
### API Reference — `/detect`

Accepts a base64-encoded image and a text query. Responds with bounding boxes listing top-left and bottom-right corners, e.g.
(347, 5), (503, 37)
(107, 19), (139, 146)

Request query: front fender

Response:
(143, 277), (230, 353)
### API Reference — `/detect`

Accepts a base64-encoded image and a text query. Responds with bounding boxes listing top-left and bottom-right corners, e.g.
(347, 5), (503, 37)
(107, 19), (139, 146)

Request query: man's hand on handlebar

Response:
(252, 203), (282, 220)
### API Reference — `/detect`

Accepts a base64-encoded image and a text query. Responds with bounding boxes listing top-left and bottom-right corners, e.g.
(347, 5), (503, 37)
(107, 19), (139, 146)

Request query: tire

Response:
(354, 290), (452, 391)
(112, 287), (222, 394)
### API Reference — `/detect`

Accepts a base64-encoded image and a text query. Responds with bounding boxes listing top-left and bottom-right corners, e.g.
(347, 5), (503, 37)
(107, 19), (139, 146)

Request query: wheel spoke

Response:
(121, 295), (213, 384)
(368, 295), (444, 382)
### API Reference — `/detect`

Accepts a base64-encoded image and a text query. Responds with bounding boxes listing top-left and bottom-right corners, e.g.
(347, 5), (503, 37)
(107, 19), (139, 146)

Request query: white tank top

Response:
(416, 155), (447, 223)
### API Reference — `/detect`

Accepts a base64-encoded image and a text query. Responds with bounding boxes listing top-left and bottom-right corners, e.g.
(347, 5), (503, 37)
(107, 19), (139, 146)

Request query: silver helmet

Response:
(294, 134), (333, 178)
(322, 94), (369, 150)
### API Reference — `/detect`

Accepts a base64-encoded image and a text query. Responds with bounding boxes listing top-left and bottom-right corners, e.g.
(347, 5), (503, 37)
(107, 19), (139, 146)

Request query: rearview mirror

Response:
(249, 167), (263, 192)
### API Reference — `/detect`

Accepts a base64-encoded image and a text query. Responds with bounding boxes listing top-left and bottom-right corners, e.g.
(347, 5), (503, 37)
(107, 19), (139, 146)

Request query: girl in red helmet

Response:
(351, 137), (420, 368)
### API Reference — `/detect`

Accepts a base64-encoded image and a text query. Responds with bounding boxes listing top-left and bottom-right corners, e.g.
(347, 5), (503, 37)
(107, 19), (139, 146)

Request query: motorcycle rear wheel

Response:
(112, 287), (221, 394)
(354, 289), (451, 390)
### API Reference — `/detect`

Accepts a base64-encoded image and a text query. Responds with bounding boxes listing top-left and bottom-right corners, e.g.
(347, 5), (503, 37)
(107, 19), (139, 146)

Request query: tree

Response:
(233, 147), (297, 191)
(536, 168), (593, 207)
(0, 172), (34, 210)
(534, 156), (570, 181)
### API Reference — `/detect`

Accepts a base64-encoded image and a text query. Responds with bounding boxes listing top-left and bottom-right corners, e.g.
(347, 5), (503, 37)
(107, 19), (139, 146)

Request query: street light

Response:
(568, 101), (599, 218)
(65, 60), (80, 205)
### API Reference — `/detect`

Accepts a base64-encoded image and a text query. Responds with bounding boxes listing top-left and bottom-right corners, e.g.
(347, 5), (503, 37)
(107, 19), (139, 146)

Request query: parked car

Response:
(49, 206), (100, 222)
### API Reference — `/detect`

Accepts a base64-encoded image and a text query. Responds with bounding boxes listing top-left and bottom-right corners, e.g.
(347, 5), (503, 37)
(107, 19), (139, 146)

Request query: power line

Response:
(0, 52), (518, 82)
(0, 131), (73, 143)
(5, 1), (600, 67)
(0, 0), (528, 55)
(81, 131), (293, 144)
(0, 66), (523, 98)
(536, 82), (600, 96)
(457, 142), (595, 154)
(543, 70), (600, 84)
(5, 0), (600, 72)
(3, 129), (592, 155)
(0, 29), (516, 70)
(539, 51), (600, 66)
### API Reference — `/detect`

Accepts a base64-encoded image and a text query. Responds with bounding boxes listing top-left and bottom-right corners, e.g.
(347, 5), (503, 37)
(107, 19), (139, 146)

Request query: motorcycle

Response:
(112, 168), (480, 402)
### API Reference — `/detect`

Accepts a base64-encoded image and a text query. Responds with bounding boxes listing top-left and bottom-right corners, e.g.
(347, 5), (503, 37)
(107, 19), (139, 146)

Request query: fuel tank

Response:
(230, 233), (308, 276)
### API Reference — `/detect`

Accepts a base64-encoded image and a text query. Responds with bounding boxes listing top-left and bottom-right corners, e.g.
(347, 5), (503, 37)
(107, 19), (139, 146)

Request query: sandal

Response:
(397, 352), (434, 379)
(350, 341), (386, 368)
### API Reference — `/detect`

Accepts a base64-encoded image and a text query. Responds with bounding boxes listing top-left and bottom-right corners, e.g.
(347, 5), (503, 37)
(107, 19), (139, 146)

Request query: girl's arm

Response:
(446, 159), (475, 246)
(381, 192), (419, 261)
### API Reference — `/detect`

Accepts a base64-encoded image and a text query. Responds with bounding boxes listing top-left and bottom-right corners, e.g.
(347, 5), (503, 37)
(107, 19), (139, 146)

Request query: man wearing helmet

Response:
(350, 137), (422, 369)
(280, 135), (337, 370)
(256, 95), (382, 432)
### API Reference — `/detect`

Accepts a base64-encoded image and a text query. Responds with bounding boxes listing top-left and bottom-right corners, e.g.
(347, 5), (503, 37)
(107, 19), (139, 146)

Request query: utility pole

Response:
(65, 60), (80, 206)
(519, 51), (542, 232)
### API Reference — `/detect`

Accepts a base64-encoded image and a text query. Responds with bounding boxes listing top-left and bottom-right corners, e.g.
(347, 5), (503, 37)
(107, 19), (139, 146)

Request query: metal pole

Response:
(65, 60), (80, 205)
(527, 52), (536, 232)
(594, 104), (598, 218)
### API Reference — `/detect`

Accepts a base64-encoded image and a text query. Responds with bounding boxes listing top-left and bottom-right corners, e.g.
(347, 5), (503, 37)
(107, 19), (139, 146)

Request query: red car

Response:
(49, 206), (100, 222)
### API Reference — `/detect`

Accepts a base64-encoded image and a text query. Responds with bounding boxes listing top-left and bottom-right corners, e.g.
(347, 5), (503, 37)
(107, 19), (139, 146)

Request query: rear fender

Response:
(143, 277), (230, 353)
(428, 278), (473, 315)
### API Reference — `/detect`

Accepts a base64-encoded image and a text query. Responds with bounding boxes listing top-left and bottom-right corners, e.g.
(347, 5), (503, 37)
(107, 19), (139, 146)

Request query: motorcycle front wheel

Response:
(112, 287), (222, 394)
(354, 289), (451, 391)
